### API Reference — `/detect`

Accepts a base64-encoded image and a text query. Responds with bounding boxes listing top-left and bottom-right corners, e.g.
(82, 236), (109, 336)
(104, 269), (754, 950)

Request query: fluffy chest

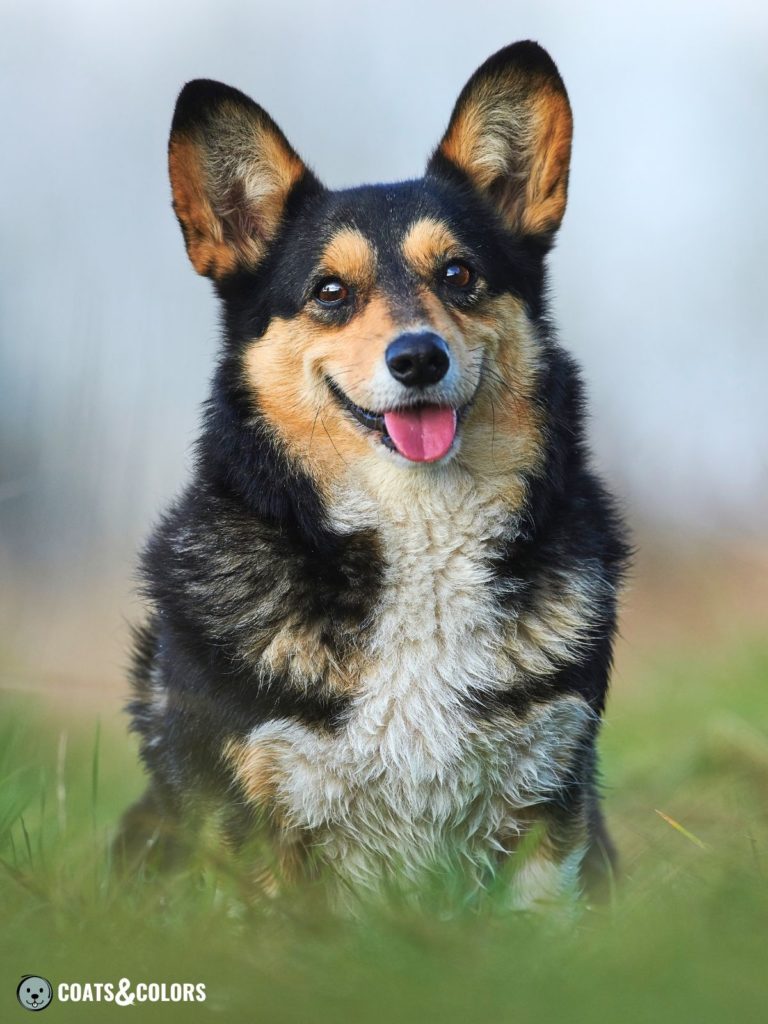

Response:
(347, 485), (510, 777)
(235, 478), (593, 880)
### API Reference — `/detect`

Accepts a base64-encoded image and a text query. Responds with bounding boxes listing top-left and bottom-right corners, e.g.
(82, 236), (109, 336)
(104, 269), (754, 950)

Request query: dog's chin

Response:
(324, 376), (475, 465)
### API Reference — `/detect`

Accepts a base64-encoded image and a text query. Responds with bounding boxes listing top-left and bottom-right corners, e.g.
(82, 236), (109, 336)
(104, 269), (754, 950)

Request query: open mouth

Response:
(326, 378), (467, 463)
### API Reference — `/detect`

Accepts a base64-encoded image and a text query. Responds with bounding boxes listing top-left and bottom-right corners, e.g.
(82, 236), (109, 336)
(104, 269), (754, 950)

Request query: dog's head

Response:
(169, 42), (571, 493)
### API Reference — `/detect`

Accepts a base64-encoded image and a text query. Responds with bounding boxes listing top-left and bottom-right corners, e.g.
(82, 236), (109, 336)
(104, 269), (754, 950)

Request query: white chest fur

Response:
(241, 471), (595, 898)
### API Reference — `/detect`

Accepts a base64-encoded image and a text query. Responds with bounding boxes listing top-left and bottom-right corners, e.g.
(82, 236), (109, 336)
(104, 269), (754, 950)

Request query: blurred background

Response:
(2, 6), (768, 1018)
(1, 0), (767, 696)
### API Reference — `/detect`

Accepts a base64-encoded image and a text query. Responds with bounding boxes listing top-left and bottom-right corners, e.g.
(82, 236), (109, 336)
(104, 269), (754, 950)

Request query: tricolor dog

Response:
(122, 41), (629, 909)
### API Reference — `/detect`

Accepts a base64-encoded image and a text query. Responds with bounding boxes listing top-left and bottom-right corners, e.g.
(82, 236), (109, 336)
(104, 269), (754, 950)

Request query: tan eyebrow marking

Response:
(319, 228), (376, 289)
(401, 217), (462, 277)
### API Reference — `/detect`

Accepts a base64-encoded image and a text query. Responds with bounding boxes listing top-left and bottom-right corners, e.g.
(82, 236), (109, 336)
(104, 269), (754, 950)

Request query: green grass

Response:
(1, 637), (767, 1022)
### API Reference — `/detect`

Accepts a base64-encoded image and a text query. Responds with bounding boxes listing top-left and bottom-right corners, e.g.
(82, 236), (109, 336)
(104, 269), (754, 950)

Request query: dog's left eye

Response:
(314, 278), (350, 306)
(442, 261), (474, 289)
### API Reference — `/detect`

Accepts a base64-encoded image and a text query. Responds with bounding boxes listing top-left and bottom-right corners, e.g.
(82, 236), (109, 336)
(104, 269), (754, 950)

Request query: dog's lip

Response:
(325, 377), (388, 433)
(324, 375), (477, 453)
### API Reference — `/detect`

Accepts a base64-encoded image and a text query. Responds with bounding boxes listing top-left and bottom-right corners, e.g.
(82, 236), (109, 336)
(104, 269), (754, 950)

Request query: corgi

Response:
(122, 41), (629, 909)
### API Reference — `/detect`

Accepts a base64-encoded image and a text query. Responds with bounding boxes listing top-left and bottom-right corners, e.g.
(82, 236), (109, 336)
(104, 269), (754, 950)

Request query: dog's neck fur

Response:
(324, 451), (523, 538)
(236, 464), (596, 903)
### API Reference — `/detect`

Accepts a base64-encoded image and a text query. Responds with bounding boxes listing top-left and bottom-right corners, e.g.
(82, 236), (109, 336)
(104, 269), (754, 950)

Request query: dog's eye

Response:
(314, 278), (349, 306)
(442, 261), (473, 289)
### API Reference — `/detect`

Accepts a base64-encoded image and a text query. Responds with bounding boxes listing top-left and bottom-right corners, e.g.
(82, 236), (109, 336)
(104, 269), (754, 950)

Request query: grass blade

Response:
(91, 718), (101, 832)
(655, 809), (708, 850)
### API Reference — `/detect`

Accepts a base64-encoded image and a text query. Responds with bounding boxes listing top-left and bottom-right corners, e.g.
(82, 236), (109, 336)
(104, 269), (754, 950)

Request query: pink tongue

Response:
(383, 406), (457, 462)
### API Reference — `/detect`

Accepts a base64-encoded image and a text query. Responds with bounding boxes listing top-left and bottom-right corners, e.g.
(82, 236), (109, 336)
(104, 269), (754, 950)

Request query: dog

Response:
(122, 41), (629, 909)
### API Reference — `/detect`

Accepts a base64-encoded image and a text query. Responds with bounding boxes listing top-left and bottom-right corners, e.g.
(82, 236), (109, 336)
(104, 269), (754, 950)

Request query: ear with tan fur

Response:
(168, 80), (319, 279)
(427, 41), (573, 242)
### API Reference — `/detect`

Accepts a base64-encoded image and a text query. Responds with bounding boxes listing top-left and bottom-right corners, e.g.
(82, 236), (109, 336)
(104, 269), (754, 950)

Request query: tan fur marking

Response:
(223, 736), (284, 807)
(169, 103), (305, 279)
(438, 69), (571, 236)
(522, 86), (572, 236)
(224, 737), (315, 886)
(507, 572), (603, 677)
(452, 292), (546, 486)
(440, 71), (530, 192)
(401, 218), (461, 278)
(259, 618), (361, 694)
(243, 294), (400, 490)
(223, 737), (315, 893)
(231, 117), (304, 253)
(169, 135), (238, 278)
(320, 229), (376, 291)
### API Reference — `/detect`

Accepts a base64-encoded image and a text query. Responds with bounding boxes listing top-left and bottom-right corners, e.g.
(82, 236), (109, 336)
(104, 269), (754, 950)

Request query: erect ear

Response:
(168, 79), (319, 279)
(427, 41), (572, 242)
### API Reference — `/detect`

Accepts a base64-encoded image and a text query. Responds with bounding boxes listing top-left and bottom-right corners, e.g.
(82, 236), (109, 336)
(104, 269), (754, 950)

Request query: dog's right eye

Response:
(314, 278), (350, 306)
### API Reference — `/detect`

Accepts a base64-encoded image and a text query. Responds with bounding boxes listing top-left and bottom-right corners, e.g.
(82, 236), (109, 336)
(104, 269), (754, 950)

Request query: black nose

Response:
(385, 332), (450, 388)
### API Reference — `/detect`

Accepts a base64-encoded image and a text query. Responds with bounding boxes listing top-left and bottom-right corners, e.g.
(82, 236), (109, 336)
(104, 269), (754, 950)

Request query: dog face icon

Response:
(17, 976), (53, 1011)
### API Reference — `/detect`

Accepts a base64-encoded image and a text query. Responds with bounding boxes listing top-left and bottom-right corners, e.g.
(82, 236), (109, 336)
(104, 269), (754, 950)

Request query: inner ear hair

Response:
(168, 79), (318, 279)
(428, 41), (573, 242)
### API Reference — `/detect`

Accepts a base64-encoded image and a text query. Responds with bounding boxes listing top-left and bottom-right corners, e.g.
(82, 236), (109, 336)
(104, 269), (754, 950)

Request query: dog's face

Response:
(168, 43), (572, 490)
